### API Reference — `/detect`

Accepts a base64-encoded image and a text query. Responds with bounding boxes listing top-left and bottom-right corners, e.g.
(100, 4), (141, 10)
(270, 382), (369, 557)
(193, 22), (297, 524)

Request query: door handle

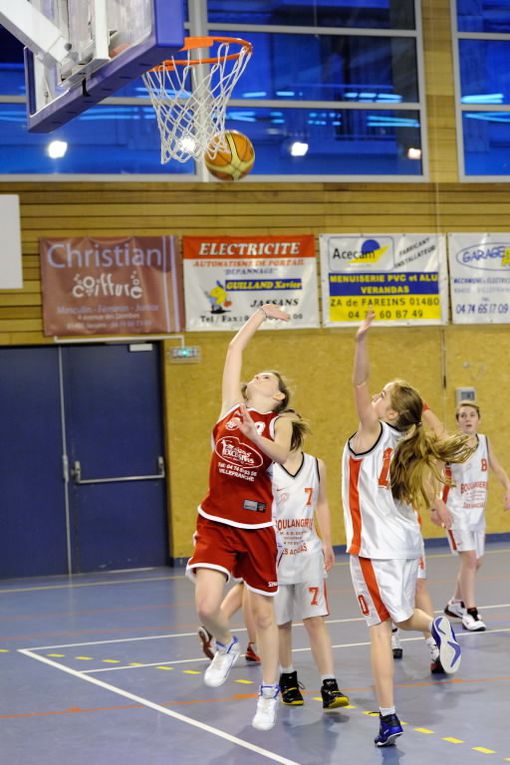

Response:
(71, 456), (165, 485)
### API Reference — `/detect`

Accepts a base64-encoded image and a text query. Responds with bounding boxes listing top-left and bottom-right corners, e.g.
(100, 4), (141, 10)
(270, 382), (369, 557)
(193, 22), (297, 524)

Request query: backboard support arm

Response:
(0, 0), (71, 66)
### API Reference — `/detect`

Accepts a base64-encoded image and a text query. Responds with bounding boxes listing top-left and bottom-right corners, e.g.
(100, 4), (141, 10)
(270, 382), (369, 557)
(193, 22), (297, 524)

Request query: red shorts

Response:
(186, 515), (278, 596)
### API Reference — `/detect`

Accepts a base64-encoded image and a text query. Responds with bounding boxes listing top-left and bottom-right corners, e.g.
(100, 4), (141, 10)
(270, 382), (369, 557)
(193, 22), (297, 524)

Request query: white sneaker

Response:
(462, 610), (486, 631)
(203, 636), (240, 687)
(444, 599), (466, 619)
(252, 685), (280, 731)
(431, 615), (461, 674)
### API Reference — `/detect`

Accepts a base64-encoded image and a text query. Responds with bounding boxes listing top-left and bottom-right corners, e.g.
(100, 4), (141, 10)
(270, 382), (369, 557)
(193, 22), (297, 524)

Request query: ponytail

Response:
(390, 426), (474, 511)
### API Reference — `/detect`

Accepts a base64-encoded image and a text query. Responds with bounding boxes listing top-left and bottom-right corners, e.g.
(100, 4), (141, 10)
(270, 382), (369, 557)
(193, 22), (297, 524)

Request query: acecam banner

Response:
(319, 233), (448, 327)
(448, 233), (510, 324)
(183, 235), (319, 331)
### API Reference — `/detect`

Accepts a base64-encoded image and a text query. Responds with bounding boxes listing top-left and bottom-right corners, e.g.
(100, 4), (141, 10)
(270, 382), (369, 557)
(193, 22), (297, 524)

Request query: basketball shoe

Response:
(279, 670), (304, 706)
(430, 615), (461, 674)
(374, 713), (404, 747)
(321, 678), (349, 709)
(462, 607), (486, 631)
(245, 641), (261, 663)
(444, 599), (466, 619)
(197, 626), (215, 660)
(426, 636), (445, 674)
(252, 684), (280, 730)
(203, 636), (240, 687)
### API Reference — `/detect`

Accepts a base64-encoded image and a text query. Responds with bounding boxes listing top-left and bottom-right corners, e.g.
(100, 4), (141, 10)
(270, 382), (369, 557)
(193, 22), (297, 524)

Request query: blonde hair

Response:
(388, 380), (475, 511)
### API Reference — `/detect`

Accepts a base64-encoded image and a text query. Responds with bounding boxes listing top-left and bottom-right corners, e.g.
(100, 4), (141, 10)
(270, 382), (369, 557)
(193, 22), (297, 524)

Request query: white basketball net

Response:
(143, 37), (253, 164)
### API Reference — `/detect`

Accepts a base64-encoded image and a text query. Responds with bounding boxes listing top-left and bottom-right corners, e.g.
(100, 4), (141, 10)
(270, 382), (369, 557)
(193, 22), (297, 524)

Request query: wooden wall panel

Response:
(1, 0), (509, 556)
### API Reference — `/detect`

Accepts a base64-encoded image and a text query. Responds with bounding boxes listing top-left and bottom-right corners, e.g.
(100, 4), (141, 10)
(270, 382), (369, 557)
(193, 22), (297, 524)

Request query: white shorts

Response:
(447, 527), (485, 559)
(274, 579), (329, 625)
(349, 556), (419, 627)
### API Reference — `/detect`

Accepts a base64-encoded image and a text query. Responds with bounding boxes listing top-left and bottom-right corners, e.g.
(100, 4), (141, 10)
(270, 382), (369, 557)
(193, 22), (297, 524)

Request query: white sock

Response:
(380, 706), (396, 717)
(280, 666), (294, 674)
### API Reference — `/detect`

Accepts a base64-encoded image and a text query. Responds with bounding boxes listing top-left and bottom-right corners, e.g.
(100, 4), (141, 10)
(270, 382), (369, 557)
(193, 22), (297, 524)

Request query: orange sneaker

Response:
(245, 641), (261, 663)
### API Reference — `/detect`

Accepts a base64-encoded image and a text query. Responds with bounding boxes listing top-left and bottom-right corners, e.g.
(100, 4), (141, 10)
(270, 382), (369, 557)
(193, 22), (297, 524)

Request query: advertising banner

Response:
(182, 235), (319, 331)
(448, 233), (510, 324)
(40, 236), (183, 336)
(319, 233), (448, 327)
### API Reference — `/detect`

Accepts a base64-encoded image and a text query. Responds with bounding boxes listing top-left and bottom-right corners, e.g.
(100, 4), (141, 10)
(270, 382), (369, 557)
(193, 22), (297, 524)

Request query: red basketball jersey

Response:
(199, 404), (279, 528)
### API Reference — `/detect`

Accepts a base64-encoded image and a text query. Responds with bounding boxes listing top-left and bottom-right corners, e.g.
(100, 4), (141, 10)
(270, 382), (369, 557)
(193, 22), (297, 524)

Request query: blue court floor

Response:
(1, 541), (509, 765)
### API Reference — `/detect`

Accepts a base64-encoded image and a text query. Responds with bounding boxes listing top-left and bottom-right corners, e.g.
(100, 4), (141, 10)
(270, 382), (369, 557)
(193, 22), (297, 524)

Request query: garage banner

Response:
(448, 233), (510, 324)
(319, 233), (448, 327)
(182, 235), (319, 331)
(40, 236), (184, 336)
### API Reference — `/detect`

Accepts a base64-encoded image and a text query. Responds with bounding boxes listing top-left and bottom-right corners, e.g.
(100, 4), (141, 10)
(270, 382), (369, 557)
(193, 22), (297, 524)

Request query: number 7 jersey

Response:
(342, 421), (422, 559)
(273, 452), (325, 584)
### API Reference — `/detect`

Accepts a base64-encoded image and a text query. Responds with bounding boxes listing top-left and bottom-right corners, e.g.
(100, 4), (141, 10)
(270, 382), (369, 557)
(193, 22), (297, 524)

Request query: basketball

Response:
(204, 130), (255, 181)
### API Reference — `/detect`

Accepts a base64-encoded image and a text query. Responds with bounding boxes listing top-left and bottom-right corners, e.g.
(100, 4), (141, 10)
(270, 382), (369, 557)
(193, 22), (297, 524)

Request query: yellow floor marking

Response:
(235, 679), (254, 685)
(443, 737), (464, 744)
(102, 659), (120, 664)
(342, 705), (357, 709)
(182, 670), (201, 675)
(156, 666), (174, 671)
(0, 649), (10, 653)
(47, 653), (65, 657)
(472, 747), (496, 754)
(129, 662), (143, 667)
(75, 656), (93, 661)
(414, 728), (434, 734)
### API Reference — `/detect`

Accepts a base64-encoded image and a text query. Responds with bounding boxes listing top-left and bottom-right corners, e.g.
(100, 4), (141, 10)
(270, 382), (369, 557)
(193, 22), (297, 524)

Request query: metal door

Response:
(0, 343), (168, 578)
(0, 347), (68, 578)
(63, 344), (168, 573)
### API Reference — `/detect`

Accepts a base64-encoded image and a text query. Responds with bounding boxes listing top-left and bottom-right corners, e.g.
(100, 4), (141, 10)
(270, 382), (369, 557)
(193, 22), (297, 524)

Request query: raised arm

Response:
(220, 304), (289, 417)
(315, 458), (335, 572)
(352, 310), (380, 444)
(488, 441), (510, 510)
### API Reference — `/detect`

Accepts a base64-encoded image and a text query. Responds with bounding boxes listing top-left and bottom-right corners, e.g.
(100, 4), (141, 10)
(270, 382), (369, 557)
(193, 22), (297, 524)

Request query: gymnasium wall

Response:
(1, 0), (509, 559)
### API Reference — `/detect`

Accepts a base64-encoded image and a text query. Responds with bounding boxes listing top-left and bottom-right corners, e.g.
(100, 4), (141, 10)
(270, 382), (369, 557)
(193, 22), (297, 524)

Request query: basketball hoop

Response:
(142, 36), (253, 164)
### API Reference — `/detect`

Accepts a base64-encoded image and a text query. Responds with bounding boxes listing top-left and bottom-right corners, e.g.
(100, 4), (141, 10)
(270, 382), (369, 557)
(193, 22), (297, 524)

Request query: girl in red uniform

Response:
(187, 303), (296, 731)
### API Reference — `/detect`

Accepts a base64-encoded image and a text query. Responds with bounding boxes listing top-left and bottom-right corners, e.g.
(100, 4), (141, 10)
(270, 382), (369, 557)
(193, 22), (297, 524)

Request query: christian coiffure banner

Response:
(319, 233), (448, 327)
(448, 233), (510, 324)
(40, 236), (184, 336)
(182, 235), (319, 331)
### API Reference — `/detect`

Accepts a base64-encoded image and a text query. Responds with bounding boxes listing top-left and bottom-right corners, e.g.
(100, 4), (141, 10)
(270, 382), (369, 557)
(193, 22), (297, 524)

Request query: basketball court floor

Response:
(1, 540), (509, 765)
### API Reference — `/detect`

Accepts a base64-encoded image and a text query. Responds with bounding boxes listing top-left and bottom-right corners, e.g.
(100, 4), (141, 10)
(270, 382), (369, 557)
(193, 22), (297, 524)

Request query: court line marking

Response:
(18, 648), (301, 765)
(3, 545), (509, 595)
(22, 608), (510, 653)
(25, 625), (510, 676)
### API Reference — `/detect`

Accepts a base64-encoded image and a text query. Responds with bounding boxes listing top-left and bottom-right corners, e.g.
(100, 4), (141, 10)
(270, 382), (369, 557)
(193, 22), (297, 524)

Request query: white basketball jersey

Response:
(273, 453), (325, 584)
(342, 421), (422, 560)
(443, 434), (489, 530)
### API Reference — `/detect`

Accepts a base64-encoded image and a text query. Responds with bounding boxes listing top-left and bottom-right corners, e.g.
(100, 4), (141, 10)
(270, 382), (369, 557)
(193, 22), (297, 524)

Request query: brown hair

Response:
(281, 409), (311, 451)
(388, 380), (475, 511)
(456, 400), (481, 419)
(241, 370), (292, 413)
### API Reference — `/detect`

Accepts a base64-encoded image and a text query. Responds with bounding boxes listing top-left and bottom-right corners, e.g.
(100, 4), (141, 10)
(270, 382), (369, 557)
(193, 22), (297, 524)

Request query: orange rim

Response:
(147, 36), (252, 72)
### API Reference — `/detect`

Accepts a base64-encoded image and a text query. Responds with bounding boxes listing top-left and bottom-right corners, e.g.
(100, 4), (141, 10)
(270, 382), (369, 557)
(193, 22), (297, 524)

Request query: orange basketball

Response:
(204, 130), (255, 181)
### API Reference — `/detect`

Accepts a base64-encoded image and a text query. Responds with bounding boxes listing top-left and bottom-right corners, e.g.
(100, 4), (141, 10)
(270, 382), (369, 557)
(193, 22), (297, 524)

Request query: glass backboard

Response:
(24, 0), (184, 132)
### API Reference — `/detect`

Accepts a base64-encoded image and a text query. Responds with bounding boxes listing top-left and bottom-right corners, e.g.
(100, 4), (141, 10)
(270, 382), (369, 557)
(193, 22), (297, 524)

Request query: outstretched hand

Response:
(230, 403), (260, 442)
(260, 304), (290, 321)
(356, 308), (375, 340)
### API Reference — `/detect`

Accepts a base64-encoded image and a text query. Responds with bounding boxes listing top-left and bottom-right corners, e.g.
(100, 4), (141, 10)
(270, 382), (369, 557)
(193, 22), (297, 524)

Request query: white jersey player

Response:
(272, 419), (349, 711)
(443, 401), (510, 632)
(343, 311), (471, 747)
